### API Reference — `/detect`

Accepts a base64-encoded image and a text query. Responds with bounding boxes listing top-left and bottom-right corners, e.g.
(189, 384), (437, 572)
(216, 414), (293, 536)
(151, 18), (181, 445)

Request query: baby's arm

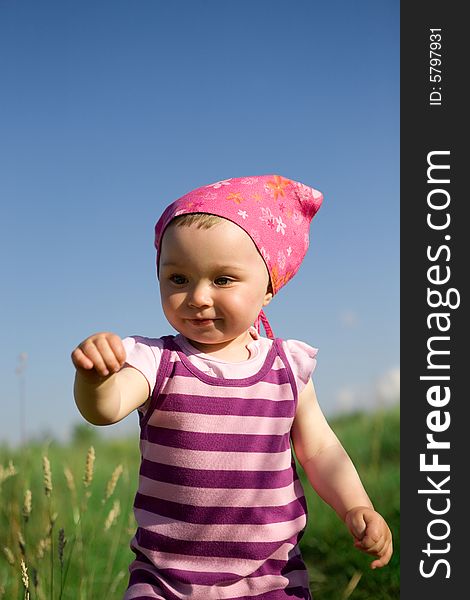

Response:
(71, 332), (150, 425)
(291, 379), (393, 568)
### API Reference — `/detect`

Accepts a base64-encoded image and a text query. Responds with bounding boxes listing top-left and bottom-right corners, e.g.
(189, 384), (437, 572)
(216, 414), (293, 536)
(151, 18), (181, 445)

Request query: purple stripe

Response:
(131, 548), (304, 584)
(169, 360), (291, 386)
(155, 394), (295, 418)
(127, 569), (177, 600)
(139, 459), (296, 489)
(134, 492), (307, 525)
(274, 336), (299, 410)
(135, 528), (303, 560)
(151, 556), (307, 586)
(143, 427), (290, 453)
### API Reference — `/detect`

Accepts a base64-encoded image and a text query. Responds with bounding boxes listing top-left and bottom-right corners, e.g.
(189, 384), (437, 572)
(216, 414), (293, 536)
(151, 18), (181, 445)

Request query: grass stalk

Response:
(59, 534), (76, 599)
(341, 570), (363, 599)
(49, 513), (54, 600)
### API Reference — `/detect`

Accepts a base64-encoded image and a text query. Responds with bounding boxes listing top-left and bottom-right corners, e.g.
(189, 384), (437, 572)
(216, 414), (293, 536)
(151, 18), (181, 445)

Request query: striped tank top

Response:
(125, 334), (312, 599)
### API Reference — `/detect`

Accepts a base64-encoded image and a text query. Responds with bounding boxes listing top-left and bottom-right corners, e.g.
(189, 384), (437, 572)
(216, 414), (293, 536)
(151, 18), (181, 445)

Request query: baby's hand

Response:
(344, 506), (393, 569)
(71, 332), (126, 379)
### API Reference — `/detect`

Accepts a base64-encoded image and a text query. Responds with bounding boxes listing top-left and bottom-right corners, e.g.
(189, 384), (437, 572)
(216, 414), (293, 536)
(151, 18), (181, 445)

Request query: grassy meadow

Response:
(0, 406), (399, 599)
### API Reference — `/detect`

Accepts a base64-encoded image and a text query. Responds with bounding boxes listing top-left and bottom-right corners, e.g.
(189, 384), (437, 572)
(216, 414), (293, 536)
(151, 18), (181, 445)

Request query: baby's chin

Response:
(180, 326), (253, 349)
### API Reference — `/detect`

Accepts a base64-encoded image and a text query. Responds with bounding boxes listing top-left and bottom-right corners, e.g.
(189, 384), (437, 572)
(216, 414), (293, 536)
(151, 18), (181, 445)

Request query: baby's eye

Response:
(215, 277), (233, 286)
(169, 274), (187, 285)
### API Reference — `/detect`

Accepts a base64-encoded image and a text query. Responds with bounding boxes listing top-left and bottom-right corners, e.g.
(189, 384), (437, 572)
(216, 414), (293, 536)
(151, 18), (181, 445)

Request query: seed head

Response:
(58, 528), (66, 568)
(20, 558), (29, 590)
(18, 531), (26, 557)
(83, 446), (95, 488)
(104, 500), (121, 531)
(63, 467), (75, 493)
(0, 460), (17, 485)
(37, 538), (51, 560)
(104, 464), (123, 502)
(23, 489), (32, 522)
(42, 457), (52, 497)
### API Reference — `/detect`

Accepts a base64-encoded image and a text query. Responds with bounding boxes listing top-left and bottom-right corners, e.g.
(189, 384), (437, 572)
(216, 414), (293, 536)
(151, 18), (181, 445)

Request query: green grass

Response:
(0, 406), (399, 599)
(0, 436), (141, 599)
(298, 406), (400, 599)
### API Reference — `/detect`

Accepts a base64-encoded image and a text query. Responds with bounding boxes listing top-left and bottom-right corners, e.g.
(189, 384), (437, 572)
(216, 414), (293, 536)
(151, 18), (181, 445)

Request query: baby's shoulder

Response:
(279, 338), (319, 392)
(122, 334), (167, 356)
(121, 335), (170, 394)
(282, 337), (318, 359)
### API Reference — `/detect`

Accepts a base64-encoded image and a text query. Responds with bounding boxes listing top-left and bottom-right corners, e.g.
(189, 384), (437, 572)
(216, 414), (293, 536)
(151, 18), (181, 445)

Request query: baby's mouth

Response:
(186, 317), (221, 328)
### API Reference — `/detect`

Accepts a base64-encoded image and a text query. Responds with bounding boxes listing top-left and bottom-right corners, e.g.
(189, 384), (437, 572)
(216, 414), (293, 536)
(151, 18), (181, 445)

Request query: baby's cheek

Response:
(231, 293), (261, 315)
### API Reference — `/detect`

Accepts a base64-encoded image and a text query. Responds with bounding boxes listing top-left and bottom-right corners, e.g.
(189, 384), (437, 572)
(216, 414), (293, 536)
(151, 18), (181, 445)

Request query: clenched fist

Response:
(345, 506), (393, 569)
(71, 332), (126, 379)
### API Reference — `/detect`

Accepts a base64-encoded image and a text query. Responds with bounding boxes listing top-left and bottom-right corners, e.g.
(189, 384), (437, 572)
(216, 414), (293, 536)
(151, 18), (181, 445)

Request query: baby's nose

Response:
(187, 282), (214, 307)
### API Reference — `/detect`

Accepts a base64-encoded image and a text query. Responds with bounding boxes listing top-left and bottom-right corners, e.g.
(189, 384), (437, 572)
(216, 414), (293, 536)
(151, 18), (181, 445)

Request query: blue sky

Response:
(0, 0), (399, 447)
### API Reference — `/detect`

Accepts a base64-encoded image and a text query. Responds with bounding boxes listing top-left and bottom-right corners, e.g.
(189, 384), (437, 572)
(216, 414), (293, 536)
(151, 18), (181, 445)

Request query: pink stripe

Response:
(134, 507), (307, 543)
(130, 555), (261, 579)
(138, 476), (306, 507)
(124, 587), (162, 599)
(124, 580), (165, 599)
(140, 440), (293, 471)
(153, 375), (294, 402)
(151, 410), (293, 435)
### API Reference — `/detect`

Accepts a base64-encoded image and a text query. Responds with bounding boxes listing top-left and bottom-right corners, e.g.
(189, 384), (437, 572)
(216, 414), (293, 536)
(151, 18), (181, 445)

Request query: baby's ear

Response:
(263, 291), (274, 307)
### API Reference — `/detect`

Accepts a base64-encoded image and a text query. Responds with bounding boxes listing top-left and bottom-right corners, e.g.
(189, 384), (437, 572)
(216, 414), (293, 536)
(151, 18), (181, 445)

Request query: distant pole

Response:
(15, 352), (28, 446)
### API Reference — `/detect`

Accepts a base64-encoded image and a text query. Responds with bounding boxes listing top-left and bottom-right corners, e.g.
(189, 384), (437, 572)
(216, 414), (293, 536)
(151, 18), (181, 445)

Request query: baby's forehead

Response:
(160, 220), (267, 270)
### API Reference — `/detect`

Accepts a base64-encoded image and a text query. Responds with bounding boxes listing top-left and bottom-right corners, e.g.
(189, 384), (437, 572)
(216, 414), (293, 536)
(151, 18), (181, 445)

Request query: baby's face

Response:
(159, 219), (273, 353)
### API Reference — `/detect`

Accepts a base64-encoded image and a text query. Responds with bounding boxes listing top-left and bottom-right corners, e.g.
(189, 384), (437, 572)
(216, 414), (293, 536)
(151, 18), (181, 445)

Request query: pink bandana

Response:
(154, 175), (323, 339)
